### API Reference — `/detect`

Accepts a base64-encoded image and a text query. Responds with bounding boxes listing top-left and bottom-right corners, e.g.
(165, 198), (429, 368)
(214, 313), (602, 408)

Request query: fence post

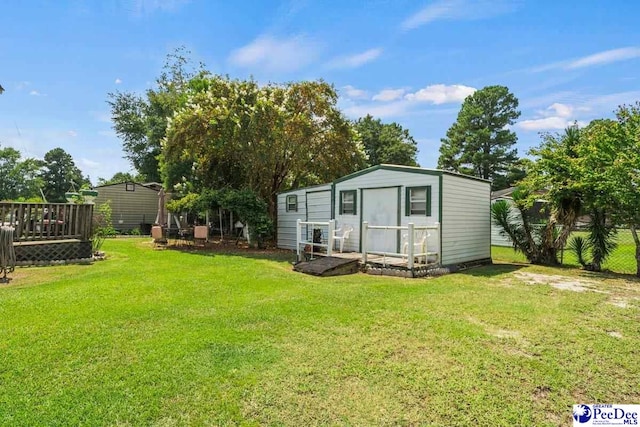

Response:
(296, 219), (302, 262)
(408, 222), (415, 270)
(327, 219), (335, 257)
(362, 221), (368, 264)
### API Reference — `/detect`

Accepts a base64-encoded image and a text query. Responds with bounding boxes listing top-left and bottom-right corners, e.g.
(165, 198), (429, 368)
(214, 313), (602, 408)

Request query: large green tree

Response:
(97, 172), (143, 186)
(438, 85), (521, 189)
(108, 48), (203, 182)
(0, 146), (43, 201)
(40, 148), (88, 202)
(580, 105), (640, 276)
(354, 115), (418, 166)
(162, 76), (366, 217)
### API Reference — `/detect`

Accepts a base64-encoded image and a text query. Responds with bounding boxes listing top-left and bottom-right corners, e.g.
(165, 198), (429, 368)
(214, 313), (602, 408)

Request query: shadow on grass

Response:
(458, 263), (525, 277)
(165, 243), (297, 263)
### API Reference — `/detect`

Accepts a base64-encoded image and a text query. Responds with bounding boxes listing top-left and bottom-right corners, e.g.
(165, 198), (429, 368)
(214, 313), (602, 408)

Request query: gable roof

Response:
(94, 181), (159, 192)
(333, 164), (491, 184)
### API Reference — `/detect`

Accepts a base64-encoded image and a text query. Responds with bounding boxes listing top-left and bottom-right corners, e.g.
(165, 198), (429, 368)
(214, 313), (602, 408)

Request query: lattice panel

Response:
(15, 241), (92, 263)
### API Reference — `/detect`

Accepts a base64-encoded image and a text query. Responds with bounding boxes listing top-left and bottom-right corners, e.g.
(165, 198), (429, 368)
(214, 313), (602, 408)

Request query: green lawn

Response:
(1, 238), (639, 426)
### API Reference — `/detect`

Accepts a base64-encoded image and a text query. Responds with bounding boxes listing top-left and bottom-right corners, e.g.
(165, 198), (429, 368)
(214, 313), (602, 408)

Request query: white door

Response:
(362, 187), (399, 253)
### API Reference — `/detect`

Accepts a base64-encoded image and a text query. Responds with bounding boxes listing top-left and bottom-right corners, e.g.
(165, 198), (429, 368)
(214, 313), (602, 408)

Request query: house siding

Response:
(441, 175), (491, 265)
(277, 184), (332, 250)
(333, 169), (440, 253)
(94, 182), (159, 232)
(491, 197), (515, 247)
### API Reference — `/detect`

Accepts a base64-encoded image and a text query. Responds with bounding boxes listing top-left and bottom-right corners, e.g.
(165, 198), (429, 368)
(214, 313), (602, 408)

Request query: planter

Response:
(80, 189), (99, 204)
(64, 192), (81, 204)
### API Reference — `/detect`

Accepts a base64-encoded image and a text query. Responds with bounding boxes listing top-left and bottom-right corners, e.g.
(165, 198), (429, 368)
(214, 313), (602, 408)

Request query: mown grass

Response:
(493, 228), (638, 275)
(1, 238), (639, 426)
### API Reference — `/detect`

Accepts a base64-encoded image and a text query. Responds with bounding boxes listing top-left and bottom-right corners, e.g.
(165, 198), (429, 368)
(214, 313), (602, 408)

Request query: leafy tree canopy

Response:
(438, 85), (521, 189)
(0, 145), (43, 201)
(108, 47), (205, 182)
(97, 172), (144, 186)
(162, 75), (366, 217)
(354, 115), (418, 167)
(40, 147), (89, 202)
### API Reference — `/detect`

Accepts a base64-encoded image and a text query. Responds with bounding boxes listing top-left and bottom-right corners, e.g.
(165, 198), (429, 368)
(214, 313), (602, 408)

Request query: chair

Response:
(193, 225), (208, 247)
(402, 230), (429, 263)
(332, 225), (353, 253)
(151, 226), (166, 248)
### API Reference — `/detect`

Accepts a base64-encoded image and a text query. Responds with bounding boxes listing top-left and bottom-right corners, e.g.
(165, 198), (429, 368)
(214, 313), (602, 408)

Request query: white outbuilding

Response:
(277, 164), (492, 268)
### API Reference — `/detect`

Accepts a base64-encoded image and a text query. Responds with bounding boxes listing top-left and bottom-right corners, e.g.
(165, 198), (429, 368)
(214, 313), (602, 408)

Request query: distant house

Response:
(94, 182), (160, 233)
(490, 187), (548, 247)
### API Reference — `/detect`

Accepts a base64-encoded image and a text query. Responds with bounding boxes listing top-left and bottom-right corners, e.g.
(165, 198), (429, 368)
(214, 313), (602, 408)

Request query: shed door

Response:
(306, 190), (331, 241)
(362, 187), (399, 254)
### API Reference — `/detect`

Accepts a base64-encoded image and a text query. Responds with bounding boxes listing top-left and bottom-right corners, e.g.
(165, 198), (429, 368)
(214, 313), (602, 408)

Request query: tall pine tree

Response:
(437, 85), (521, 189)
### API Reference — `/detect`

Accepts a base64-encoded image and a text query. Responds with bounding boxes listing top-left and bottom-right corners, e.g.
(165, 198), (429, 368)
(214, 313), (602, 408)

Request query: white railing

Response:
(296, 219), (335, 262)
(362, 221), (440, 269)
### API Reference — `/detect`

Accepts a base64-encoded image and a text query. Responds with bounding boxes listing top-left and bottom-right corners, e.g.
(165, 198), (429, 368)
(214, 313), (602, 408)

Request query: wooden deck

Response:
(1, 202), (94, 264)
(311, 251), (421, 267)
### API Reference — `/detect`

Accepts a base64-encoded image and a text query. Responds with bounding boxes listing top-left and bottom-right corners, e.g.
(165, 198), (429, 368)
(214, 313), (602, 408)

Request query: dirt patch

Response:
(511, 272), (604, 293)
(607, 331), (623, 339)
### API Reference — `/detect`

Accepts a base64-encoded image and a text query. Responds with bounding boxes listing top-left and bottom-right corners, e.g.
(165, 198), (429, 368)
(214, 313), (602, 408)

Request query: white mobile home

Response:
(277, 165), (492, 267)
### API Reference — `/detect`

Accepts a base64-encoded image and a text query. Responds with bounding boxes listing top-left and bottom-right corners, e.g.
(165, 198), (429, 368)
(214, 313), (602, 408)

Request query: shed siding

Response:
(334, 169), (440, 253)
(441, 175), (491, 265)
(277, 185), (332, 250)
(94, 183), (159, 232)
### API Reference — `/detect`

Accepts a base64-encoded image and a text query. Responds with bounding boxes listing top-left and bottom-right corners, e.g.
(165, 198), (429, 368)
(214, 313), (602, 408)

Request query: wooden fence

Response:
(0, 202), (93, 243)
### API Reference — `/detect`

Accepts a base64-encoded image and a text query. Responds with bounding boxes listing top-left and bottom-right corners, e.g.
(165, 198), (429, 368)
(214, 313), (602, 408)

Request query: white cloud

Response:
(29, 90), (44, 96)
(115, 78), (122, 84)
(517, 101), (586, 131)
(343, 101), (411, 119)
(341, 85), (369, 100)
(532, 47), (640, 73)
(326, 48), (382, 69)
(567, 47), (640, 69)
(517, 116), (579, 131)
(372, 88), (406, 102)
(404, 84), (476, 104)
(68, 130), (78, 137)
(546, 103), (573, 118)
(228, 34), (321, 73)
(401, 0), (517, 31)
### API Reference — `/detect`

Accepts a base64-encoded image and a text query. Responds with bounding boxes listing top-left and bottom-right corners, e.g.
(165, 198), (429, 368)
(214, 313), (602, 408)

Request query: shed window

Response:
(340, 190), (357, 215)
(286, 195), (298, 212)
(126, 183), (135, 192)
(406, 186), (431, 216)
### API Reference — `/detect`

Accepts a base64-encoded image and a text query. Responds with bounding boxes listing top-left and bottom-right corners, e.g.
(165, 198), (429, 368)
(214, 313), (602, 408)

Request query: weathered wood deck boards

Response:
(294, 257), (360, 277)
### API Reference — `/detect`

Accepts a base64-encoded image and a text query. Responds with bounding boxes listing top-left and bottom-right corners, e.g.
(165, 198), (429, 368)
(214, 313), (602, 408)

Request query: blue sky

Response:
(2, 0), (640, 183)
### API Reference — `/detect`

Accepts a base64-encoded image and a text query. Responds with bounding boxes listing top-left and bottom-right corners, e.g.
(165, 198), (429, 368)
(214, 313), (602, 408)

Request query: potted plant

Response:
(80, 188), (99, 204)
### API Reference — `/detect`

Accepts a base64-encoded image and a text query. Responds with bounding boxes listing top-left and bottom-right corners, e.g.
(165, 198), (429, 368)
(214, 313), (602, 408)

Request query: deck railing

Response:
(0, 202), (94, 242)
(362, 221), (440, 269)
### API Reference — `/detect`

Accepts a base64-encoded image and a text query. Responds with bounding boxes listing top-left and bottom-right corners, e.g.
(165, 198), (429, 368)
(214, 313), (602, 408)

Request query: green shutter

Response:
(405, 187), (410, 216)
(353, 191), (357, 215)
(426, 186), (432, 217)
(339, 191), (343, 214)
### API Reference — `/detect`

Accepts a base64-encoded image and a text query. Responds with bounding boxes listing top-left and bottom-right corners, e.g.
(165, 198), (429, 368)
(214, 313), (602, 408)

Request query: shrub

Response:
(92, 201), (117, 253)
